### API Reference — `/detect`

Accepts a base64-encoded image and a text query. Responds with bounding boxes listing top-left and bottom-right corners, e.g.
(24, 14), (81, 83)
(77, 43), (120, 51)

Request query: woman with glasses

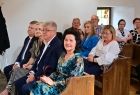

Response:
(84, 25), (120, 75)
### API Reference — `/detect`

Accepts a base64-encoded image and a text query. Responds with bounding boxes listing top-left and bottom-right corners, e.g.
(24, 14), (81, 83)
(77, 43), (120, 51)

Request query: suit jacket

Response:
(16, 36), (36, 67)
(31, 36), (63, 79)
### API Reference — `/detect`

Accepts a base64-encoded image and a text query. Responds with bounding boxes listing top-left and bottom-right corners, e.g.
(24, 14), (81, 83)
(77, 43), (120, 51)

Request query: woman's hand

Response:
(40, 75), (55, 86)
(122, 38), (127, 43)
(23, 64), (28, 69)
(13, 64), (20, 70)
(26, 73), (35, 83)
(26, 65), (33, 70)
(87, 54), (94, 62)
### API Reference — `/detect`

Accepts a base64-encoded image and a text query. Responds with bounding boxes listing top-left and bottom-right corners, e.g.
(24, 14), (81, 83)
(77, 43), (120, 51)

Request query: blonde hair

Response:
(102, 25), (116, 40)
(84, 20), (95, 37)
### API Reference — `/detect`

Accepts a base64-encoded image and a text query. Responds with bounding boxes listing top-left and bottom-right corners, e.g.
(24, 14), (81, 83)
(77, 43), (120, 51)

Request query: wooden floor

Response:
(0, 71), (139, 95)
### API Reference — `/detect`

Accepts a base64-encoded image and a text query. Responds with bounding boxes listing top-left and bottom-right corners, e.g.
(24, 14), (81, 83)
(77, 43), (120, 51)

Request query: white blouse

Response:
(116, 29), (131, 40)
(89, 40), (120, 66)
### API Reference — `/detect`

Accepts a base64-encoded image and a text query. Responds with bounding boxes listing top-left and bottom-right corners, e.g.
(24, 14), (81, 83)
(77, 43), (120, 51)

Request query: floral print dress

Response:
(30, 53), (84, 95)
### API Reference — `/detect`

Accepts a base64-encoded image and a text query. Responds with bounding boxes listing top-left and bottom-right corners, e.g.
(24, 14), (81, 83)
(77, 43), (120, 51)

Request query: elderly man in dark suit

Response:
(3, 21), (37, 82)
(14, 21), (63, 95)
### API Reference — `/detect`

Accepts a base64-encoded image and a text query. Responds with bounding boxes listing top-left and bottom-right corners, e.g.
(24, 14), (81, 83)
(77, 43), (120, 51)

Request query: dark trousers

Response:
(136, 64), (140, 80)
(14, 76), (27, 95)
(84, 59), (102, 76)
(22, 81), (35, 95)
(4, 64), (13, 81)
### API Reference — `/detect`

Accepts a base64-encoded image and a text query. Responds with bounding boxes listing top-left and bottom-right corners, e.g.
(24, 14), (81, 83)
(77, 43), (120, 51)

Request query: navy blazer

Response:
(15, 36), (36, 66)
(31, 36), (63, 79)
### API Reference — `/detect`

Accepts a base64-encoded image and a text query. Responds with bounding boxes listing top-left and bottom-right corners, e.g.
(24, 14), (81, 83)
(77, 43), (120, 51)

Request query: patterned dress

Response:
(130, 29), (140, 44)
(30, 53), (84, 95)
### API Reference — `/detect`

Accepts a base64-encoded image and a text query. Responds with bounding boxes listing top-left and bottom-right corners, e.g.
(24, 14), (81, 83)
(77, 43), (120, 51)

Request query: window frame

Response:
(97, 7), (111, 25)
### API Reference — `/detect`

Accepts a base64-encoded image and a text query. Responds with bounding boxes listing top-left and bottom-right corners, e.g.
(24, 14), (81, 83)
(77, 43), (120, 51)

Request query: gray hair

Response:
(44, 21), (57, 30)
(29, 20), (38, 24)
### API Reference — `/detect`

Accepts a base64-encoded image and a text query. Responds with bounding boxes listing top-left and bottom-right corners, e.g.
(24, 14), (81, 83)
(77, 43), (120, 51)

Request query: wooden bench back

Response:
(95, 57), (131, 95)
(61, 75), (95, 95)
(95, 44), (140, 95)
(119, 44), (133, 58)
(132, 44), (140, 65)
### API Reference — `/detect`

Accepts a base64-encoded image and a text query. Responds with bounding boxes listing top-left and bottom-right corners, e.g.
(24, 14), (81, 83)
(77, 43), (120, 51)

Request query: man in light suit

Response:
(3, 21), (38, 82)
(14, 21), (63, 95)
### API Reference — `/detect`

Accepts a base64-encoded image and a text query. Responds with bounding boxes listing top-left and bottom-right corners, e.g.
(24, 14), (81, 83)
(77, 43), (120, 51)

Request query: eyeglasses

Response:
(29, 27), (35, 29)
(135, 21), (140, 23)
(119, 24), (125, 25)
(101, 32), (112, 35)
(45, 30), (55, 31)
(35, 28), (44, 31)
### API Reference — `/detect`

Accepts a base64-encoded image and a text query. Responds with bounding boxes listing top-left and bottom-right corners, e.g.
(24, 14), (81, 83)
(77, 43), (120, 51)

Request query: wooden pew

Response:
(128, 44), (140, 85)
(61, 75), (95, 95)
(119, 44), (133, 58)
(95, 57), (131, 95)
(120, 44), (140, 66)
(131, 44), (140, 67)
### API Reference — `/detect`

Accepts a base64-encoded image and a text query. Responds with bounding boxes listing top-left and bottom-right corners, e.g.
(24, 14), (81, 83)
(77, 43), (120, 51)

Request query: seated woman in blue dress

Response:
(30, 30), (84, 95)
(80, 20), (99, 58)
(84, 25), (120, 76)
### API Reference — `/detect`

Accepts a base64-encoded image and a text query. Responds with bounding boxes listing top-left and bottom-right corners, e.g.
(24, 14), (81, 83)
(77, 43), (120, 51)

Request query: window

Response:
(97, 7), (111, 25)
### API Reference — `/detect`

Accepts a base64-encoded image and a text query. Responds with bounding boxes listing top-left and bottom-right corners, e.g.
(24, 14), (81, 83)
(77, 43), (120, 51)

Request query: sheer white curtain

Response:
(0, 51), (8, 72)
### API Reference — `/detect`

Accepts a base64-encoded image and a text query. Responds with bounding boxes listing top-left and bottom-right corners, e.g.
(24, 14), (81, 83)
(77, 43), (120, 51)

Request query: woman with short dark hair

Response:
(30, 30), (84, 95)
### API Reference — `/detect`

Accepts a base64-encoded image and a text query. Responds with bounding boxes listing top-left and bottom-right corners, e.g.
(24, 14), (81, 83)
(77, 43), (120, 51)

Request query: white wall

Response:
(1, 0), (98, 67)
(0, 0), (140, 69)
(112, 6), (135, 30)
